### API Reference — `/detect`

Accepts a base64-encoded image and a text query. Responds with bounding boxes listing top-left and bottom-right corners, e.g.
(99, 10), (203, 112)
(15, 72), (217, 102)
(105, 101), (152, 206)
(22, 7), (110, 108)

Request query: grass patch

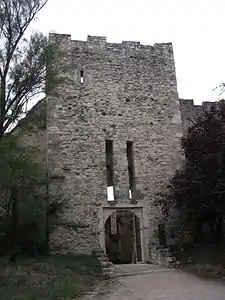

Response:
(0, 254), (102, 300)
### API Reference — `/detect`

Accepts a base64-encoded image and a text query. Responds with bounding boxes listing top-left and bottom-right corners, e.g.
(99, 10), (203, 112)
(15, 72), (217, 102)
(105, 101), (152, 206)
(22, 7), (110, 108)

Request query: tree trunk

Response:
(0, 79), (6, 137)
(9, 188), (18, 262)
(44, 171), (50, 255)
(210, 215), (223, 246)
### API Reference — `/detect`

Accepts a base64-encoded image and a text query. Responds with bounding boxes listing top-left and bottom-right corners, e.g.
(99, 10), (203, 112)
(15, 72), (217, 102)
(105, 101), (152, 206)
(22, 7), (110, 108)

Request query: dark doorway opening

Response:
(105, 210), (142, 264)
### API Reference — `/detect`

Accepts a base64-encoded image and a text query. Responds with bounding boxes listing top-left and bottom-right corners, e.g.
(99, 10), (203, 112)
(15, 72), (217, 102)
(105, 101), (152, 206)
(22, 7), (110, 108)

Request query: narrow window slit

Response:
(127, 141), (136, 200)
(80, 70), (84, 84)
(106, 140), (115, 201)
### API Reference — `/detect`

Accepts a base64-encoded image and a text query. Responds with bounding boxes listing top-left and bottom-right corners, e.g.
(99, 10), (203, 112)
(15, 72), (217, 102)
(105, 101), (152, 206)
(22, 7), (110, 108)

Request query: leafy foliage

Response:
(163, 101), (225, 244)
(0, 135), (65, 256)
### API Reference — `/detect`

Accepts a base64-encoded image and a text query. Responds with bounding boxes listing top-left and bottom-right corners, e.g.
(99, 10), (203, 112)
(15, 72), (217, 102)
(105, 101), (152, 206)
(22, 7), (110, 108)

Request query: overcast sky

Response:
(32, 0), (225, 104)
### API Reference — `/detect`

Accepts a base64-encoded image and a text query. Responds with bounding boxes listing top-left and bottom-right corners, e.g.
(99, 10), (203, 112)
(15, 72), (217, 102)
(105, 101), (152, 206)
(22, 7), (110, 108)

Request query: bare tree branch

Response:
(213, 83), (225, 97)
(0, 0), (49, 135)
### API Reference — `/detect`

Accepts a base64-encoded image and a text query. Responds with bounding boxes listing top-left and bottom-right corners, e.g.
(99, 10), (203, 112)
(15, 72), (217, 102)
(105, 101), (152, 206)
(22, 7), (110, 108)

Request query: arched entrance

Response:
(105, 210), (142, 264)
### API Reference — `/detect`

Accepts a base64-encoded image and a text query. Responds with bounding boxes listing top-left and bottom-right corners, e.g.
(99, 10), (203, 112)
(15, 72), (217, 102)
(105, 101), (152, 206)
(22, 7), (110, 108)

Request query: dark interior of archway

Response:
(105, 210), (142, 264)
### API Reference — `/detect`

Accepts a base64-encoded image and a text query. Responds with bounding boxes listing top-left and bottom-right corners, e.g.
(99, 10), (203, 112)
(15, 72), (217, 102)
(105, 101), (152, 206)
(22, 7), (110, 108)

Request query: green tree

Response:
(0, 0), (64, 259)
(0, 0), (48, 135)
(0, 134), (64, 258)
(163, 101), (225, 245)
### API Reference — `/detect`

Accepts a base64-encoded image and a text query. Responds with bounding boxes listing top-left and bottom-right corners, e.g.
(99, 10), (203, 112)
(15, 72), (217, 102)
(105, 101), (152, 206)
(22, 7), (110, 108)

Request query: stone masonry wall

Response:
(179, 98), (220, 133)
(47, 34), (183, 255)
(14, 99), (47, 166)
(179, 99), (200, 132)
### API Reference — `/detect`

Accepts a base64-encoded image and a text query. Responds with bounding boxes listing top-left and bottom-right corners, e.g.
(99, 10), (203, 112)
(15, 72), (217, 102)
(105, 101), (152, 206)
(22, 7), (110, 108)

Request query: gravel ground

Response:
(83, 270), (225, 300)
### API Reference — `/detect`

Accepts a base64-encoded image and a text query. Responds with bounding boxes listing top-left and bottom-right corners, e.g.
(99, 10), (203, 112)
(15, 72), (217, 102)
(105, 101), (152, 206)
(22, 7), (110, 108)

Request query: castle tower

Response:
(47, 34), (183, 262)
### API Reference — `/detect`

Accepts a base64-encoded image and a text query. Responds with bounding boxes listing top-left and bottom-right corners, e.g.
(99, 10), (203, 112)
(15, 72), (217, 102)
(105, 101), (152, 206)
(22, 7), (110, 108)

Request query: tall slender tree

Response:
(0, 0), (48, 135)
(0, 0), (52, 260)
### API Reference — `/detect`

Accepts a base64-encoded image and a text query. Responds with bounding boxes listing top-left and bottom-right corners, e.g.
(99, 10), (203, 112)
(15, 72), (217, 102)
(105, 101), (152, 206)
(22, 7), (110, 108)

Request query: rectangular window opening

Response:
(106, 140), (115, 201)
(80, 70), (84, 84)
(127, 141), (136, 200)
(129, 189), (132, 200)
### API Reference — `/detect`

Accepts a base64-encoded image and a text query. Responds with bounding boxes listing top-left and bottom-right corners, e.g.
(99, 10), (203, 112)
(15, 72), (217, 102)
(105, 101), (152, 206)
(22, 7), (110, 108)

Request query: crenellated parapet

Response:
(48, 33), (174, 60)
(179, 98), (224, 132)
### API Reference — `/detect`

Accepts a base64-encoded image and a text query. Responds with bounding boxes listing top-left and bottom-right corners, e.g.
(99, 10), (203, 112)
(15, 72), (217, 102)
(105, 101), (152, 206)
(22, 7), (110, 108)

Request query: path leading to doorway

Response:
(112, 263), (173, 277)
(82, 266), (225, 300)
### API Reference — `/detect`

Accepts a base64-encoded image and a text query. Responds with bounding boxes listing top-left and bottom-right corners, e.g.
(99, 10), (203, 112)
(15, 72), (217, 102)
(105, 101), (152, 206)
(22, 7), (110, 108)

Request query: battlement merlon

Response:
(48, 33), (174, 56)
(87, 35), (107, 44)
(179, 99), (223, 111)
(179, 99), (225, 123)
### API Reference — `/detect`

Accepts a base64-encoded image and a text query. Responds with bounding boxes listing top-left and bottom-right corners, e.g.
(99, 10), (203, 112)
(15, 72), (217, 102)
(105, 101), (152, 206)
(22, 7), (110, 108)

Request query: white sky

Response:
(32, 0), (225, 104)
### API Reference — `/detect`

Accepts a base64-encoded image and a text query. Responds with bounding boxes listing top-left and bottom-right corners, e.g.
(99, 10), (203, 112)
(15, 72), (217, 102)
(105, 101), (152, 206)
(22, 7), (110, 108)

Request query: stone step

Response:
(100, 261), (113, 268)
(102, 267), (112, 272)
(102, 267), (113, 277)
(93, 249), (105, 255)
(95, 254), (111, 262)
(112, 264), (174, 278)
(98, 256), (109, 260)
(92, 248), (114, 277)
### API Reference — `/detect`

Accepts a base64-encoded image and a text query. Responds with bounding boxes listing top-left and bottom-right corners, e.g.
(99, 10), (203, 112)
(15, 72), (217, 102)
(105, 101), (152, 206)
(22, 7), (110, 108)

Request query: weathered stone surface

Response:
(13, 99), (47, 166)
(15, 34), (225, 263)
(179, 98), (224, 133)
(17, 34), (223, 262)
(46, 34), (183, 256)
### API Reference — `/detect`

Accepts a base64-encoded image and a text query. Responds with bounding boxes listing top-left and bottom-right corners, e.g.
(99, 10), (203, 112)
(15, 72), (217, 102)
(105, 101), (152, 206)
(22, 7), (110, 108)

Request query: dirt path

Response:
(85, 270), (225, 300)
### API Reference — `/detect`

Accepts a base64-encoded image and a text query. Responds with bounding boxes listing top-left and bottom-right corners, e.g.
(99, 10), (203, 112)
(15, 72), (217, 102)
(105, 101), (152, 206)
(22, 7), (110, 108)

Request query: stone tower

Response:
(47, 34), (183, 262)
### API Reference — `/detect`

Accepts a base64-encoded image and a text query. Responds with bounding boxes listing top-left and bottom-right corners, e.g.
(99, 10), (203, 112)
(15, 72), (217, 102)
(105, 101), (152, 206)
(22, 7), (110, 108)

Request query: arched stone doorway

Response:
(105, 210), (142, 264)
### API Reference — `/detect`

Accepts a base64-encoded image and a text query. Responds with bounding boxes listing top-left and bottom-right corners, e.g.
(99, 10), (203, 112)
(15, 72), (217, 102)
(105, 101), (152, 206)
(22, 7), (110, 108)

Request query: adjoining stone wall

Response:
(0, 100), (47, 221)
(179, 99), (201, 132)
(47, 34), (183, 257)
(13, 98), (47, 166)
(150, 246), (176, 267)
(179, 98), (222, 133)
